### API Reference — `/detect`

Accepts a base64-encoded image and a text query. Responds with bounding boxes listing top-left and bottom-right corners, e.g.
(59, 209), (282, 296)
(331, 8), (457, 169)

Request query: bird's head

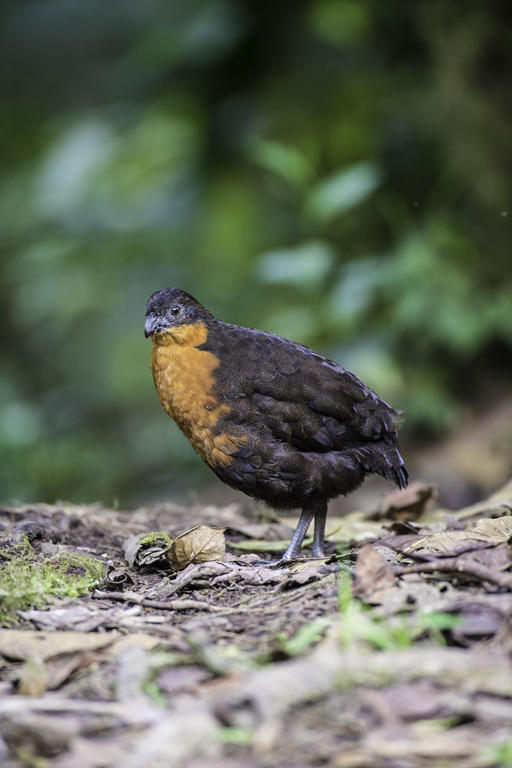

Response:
(144, 288), (214, 341)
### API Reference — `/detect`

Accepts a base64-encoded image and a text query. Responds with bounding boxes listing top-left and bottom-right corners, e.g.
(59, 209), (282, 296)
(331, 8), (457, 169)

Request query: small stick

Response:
(393, 560), (512, 589)
(93, 590), (224, 611)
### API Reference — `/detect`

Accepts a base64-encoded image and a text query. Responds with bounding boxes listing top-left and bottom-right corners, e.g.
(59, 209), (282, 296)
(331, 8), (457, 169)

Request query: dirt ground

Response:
(1, 481), (512, 768)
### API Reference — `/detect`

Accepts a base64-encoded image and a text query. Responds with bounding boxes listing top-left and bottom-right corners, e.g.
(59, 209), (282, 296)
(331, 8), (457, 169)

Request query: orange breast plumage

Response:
(149, 323), (246, 467)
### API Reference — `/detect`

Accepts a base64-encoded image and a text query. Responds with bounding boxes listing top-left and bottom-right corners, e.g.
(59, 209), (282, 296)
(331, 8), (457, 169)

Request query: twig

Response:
(0, 696), (157, 723)
(393, 560), (512, 589)
(93, 589), (224, 612)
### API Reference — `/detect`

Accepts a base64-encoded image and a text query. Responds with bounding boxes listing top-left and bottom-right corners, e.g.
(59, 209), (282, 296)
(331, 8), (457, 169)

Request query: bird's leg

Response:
(310, 501), (328, 558)
(280, 505), (315, 561)
(255, 501), (327, 566)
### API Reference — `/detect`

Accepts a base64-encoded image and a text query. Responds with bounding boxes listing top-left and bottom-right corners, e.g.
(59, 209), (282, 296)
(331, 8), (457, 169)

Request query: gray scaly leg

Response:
(311, 501), (328, 558)
(280, 505), (315, 560)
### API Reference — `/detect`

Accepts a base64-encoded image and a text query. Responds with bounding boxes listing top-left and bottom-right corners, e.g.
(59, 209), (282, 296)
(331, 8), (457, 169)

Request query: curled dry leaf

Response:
(167, 525), (226, 571)
(104, 563), (133, 587)
(123, 532), (173, 568)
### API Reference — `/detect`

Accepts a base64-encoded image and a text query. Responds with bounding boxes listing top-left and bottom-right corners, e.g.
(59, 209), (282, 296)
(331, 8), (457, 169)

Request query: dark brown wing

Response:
(210, 324), (408, 489)
(221, 328), (398, 441)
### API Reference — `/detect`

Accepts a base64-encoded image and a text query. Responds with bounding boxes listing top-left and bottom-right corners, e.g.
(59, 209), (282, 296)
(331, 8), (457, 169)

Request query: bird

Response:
(144, 288), (408, 562)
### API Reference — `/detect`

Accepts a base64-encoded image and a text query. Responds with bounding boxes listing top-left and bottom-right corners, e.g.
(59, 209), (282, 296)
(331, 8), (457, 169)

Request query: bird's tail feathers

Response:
(390, 462), (409, 490)
(354, 444), (409, 490)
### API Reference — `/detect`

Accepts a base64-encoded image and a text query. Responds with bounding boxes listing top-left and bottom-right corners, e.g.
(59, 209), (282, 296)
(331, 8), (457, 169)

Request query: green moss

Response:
(0, 546), (106, 625)
(137, 532), (173, 545)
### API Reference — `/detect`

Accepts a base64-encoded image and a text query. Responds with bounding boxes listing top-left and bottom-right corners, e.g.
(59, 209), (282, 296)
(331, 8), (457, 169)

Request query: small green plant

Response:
(217, 727), (254, 746)
(278, 616), (332, 657)
(139, 651), (181, 706)
(141, 680), (167, 708)
(482, 739), (512, 767)
(336, 571), (461, 650)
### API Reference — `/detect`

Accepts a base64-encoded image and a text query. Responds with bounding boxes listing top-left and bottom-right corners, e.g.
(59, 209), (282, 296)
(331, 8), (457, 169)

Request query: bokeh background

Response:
(1, 0), (511, 509)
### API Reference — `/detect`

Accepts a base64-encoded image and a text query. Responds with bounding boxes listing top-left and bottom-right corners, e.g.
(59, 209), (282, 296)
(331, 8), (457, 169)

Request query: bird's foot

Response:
(252, 551), (332, 568)
(252, 555), (294, 568)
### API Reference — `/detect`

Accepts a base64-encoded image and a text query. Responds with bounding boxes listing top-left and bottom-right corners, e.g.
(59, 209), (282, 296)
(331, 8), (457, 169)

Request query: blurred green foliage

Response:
(1, 0), (511, 505)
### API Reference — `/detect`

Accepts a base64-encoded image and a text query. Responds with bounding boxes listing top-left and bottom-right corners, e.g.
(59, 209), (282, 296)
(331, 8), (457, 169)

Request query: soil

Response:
(1, 482), (512, 768)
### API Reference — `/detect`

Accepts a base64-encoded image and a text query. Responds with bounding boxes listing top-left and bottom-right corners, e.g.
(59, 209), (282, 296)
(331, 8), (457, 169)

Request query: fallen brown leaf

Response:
(0, 630), (114, 662)
(167, 525), (226, 570)
(441, 601), (507, 646)
(472, 515), (512, 541)
(403, 514), (512, 556)
(352, 544), (397, 602)
(377, 481), (438, 521)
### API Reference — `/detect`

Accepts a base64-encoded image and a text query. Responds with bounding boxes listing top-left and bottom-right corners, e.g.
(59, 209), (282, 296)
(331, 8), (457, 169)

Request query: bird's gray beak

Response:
(144, 313), (162, 338)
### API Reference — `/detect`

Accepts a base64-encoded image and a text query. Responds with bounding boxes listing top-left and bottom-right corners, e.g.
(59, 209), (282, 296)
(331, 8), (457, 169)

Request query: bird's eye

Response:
(170, 305), (181, 316)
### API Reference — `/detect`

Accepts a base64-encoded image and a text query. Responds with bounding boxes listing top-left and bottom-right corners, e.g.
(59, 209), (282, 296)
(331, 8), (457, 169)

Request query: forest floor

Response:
(1, 480), (512, 768)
